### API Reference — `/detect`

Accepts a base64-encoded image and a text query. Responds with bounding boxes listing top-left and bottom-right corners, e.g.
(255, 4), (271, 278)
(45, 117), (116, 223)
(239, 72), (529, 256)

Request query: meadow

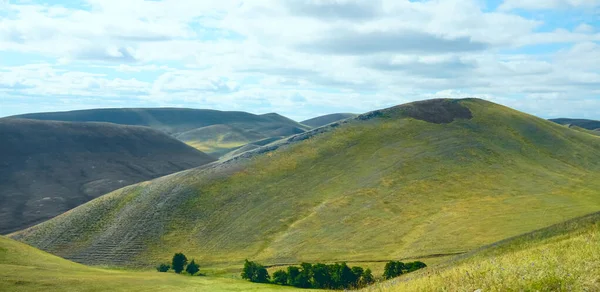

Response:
(365, 211), (600, 291)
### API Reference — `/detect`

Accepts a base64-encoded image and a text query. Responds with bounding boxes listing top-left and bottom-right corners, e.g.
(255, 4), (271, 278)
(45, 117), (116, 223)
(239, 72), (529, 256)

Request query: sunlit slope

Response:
(13, 99), (600, 268)
(368, 211), (600, 291)
(0, 236), (303, 292)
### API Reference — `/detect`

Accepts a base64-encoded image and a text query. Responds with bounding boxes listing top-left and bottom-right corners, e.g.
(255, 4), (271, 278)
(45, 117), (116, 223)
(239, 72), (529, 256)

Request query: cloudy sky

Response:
(0, 0), (599, 121)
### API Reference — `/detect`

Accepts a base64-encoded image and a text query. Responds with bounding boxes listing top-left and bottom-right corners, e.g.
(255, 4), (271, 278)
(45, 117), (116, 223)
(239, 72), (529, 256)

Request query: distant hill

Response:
(301, 113), (357, 128)
(11, 108), (310, 158)
(12, 99), (600, 268)
(550, 118), (600, 131)
(0, 118), (215, 234)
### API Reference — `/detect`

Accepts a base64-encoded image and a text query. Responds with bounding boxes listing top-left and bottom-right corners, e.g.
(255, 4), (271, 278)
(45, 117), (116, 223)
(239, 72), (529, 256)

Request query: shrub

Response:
(172, 253), (188, 274)
(186, 259), (200, 276)
(156, 263), (170, 272)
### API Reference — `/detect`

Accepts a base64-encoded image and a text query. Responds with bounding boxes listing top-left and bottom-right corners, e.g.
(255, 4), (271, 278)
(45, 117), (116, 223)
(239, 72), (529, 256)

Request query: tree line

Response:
(242, 259), (426, 290)
(156, 253), (200, 276)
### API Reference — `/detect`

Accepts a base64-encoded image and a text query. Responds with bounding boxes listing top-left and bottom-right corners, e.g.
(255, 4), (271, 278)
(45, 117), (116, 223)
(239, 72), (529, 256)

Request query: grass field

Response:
(0, 236), (310, 292)
(366, 211), (600, 291)
(12, 98), (600, 270)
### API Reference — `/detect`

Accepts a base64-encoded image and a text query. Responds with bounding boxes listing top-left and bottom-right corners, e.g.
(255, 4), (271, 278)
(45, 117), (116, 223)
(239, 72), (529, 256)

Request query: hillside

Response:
(550, 118), (600, 131)
(11, 108), (311, 157)
(301, 113), (357, 128)
(0, 236), (305, 292)
(367, 211), (600, 291)
(11, 98), (600, 269)
(0, 118), (215, 234)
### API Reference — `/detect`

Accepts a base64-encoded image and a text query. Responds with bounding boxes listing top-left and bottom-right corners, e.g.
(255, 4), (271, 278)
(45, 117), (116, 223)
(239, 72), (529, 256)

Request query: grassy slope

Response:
(367, 211), (600, 291)
(0, 236), (305, 292)
(12, 99), (600, 269)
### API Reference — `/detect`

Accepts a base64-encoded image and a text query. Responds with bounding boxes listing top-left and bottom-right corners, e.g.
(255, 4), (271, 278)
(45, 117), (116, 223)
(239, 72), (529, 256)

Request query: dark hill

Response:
(0, 118), (215, 234)
(11, 108), (310, 158)
(550, 118), (600, 131)
(301, 113), (357, 128)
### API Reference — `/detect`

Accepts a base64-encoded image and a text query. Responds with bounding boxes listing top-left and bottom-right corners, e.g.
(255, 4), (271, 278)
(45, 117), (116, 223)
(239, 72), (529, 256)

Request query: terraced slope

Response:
(367, 211), (600, 291)
(0, 119), (215, 234)
(11, 108), (310, 158)
(12, 99), (600, 269)
(0, 236), (304, 292)
(301, 113), (357, 128)
(550, 118), (600, 131)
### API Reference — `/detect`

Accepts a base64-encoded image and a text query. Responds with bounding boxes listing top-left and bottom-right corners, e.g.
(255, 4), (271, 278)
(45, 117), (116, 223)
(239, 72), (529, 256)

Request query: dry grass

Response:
(366, 212), (600, 291)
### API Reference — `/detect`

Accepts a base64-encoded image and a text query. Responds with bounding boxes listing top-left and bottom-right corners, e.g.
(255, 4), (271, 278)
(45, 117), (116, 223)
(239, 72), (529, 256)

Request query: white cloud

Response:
(0, 0), (598, 120)
(499, 0), (600, 11)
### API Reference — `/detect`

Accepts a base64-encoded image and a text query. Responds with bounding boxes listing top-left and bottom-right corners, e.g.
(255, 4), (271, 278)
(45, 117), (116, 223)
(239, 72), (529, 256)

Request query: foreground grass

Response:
(0, 236), (307, 292)
(366, 212), (600, 291)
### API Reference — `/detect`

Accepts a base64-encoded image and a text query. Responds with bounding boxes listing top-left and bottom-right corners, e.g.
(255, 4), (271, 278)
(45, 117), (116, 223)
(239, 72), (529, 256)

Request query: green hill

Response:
(301, 113), (357, 128)
(11, 99), (600, 270)
(0, 235), (305, 292)
(10, 108), (310, 158)
(550, 118), (600, 131)
(367, 211), (600, 291)
(0, 118), (215, 234)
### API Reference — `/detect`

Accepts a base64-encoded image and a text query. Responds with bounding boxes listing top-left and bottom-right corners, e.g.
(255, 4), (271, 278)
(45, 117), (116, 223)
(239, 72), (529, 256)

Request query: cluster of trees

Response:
(383, 261), (427, 279)
(242, 260), (375, 289)
(156, 253), (200, 276)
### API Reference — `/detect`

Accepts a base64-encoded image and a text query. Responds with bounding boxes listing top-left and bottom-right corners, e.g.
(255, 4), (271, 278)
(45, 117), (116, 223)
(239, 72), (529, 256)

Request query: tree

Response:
(241, 260), (270, 283)
(384, 261), (403, 279)
(242, 260), (256, 281)
(287, 266), (301, 286)
(351, 266), (364, 287)
(405, 261), (427, 272)
(311, 263), (332, 289)
(255, 265), (270, 283)
(272, 270), (289, 285)
(186, 259), (200, 275)
(156, 263), (170, 272)
(360, 268), (375, 287)
(172, 253), (188, 274)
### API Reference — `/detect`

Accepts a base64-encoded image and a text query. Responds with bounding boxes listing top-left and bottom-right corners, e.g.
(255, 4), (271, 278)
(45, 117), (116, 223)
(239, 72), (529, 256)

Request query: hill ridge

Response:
(11, 98), (600, 268)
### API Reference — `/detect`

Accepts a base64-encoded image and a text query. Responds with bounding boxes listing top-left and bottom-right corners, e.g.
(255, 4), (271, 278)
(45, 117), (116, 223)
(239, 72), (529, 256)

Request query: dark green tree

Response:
(241, 260), (270, 283)
(311, 263), (332, 289)
(405, 261), (427, 272)
(186, 259), (200, 275)
(351, 266), (364, 287)
(287, 266), (301, 286)
(156, 263), (170, 272)
(360, 268), (375, 287)
(295, 263), (312, 288)
(272, 270), (289, 285)
(172, 253), (188, 274)
(255, 265), (270, 283)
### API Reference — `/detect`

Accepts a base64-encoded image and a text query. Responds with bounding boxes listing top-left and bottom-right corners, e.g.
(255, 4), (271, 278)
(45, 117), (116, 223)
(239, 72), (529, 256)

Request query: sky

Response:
(0, 0), (599, 121)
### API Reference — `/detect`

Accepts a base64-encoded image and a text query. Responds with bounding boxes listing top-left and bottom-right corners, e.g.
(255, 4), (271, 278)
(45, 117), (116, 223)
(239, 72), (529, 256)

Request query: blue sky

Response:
(0, 0), (599, 121)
